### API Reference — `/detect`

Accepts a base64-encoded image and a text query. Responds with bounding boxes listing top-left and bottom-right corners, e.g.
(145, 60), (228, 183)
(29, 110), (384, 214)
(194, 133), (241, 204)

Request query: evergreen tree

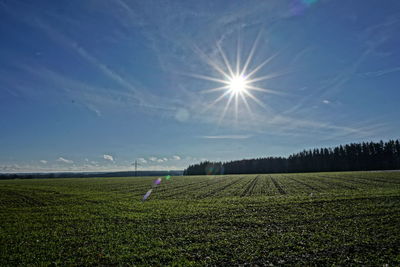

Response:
(184, 139), (400, 175)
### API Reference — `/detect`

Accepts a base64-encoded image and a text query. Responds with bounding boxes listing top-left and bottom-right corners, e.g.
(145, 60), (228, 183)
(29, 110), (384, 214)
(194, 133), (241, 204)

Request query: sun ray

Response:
(246, 70), (289, 83)
(240, 30), (262, 77)
(186, 73), (230, 85)
(245, 85), (287, 96)
(192, 45), (231, 80)
(217, 42), (235, 77)
(242, 89), (266, 109)
(239, 91), (253, 117)
(236, 31), (241, 76)
(201, 85), (230, 94)
(205, 89), (231, 111)
(219, 92), (235, 124)
(245, 52), (278, 79)
(235, 92), (239, 122)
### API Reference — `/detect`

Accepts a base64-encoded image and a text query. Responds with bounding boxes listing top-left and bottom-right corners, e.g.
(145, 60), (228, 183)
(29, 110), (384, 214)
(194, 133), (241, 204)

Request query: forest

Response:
(184, 139), (400, 175)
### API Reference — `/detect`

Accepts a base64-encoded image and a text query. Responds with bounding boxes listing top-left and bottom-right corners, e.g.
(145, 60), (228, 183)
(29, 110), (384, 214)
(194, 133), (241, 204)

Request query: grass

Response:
(1, 171), (400, 265)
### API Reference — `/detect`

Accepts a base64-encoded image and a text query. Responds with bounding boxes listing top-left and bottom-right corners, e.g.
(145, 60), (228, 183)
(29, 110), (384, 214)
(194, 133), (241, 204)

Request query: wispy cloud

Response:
(137, 158), (147, 164)
(148, 156), (169, 163)
(20, 18), (386, 143)
(0, 164), (21, 172)
(2, 0), (397, 152)
(148, 156), (158, 162)
(40, 160), (47, 164)
(201, 135), (252, 139)
(57, 157), (73, 164)
(322, 100), (330, 104)
(359, 67), (400, 77)
(172, 155), (181, 160)
(32, 17), (178, 116)
(103, 154), (114, 162)
(0, 161), (186, 173)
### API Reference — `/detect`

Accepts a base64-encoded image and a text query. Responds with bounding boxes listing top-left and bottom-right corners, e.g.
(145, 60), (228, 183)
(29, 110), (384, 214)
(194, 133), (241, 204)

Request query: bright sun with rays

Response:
(190, 33), (284, 123)
(229, 75), (248, 94)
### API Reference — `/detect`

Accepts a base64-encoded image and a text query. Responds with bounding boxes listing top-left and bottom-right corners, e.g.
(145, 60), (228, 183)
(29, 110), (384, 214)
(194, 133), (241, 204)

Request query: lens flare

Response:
(142, 189), (153, 202)
(290, 0), (318, 16)
(142, 177), (163, 202)
(153, 178), (162, 186)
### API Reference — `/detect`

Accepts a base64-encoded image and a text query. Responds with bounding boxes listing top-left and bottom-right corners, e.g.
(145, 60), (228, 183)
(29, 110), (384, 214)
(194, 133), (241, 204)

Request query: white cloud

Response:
(0, 160), (190, 173)
(322, 100), (330, 104)
(40, 160), (47, 164)
(360, 67), (400, 77)
(57, 157), (73, 164)
(103, 154), (114, 161)
(0, 164), (20, 172)
(148, 156), (168, 163)
(172, 155), (181, 160)
(201, 135), (252, 139)
(138, 158), (147, 164)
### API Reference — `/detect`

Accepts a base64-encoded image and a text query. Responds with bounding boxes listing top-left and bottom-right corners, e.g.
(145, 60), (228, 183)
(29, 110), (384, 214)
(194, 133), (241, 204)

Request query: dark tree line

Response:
(184, 139), (400, 175)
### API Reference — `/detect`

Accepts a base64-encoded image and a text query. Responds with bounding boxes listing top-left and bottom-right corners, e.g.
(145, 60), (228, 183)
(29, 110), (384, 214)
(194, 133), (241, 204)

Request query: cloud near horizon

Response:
(137, 158), (147, 164)
(138, 156), (182, 164)
(201, 135), (253, 139)
(103, 154), (114, 162)
(56, 157), (73, 164)
(148, 156), (157, 162)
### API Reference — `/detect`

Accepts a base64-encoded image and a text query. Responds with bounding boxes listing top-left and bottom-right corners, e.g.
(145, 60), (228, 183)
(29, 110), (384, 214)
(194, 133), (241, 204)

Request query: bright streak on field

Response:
(191, 32), (284, 123)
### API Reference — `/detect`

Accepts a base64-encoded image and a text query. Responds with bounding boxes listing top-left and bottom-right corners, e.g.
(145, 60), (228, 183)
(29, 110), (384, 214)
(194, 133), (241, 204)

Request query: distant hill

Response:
(0, 170), (183, 180)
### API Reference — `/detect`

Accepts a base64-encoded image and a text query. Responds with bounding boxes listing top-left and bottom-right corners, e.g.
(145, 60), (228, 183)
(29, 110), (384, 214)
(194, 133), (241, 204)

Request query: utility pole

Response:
(132, 159), (141, 177)
(134, 160), (138, 177)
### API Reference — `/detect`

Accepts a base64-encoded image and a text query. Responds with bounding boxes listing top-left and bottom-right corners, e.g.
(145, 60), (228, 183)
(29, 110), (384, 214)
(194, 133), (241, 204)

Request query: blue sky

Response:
(1, 0), (400, 172)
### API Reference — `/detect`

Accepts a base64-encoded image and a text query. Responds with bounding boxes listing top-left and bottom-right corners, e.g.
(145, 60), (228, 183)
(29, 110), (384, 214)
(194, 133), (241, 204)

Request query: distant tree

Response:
(184, 139), (400, 175)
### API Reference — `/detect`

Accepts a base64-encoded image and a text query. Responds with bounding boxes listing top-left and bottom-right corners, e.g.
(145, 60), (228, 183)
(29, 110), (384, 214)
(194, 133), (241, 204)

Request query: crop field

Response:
(1, 171), (400, 266)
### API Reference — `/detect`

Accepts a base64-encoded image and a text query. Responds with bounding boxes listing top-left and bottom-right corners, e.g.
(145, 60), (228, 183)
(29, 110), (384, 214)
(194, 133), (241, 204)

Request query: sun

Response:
(188, 32), (284, 123)
(229, 75), (248, 94)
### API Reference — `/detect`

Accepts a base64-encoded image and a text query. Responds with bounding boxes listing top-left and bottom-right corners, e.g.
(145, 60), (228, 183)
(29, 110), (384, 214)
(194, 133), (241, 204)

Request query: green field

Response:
(1, 172), (400, 266)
